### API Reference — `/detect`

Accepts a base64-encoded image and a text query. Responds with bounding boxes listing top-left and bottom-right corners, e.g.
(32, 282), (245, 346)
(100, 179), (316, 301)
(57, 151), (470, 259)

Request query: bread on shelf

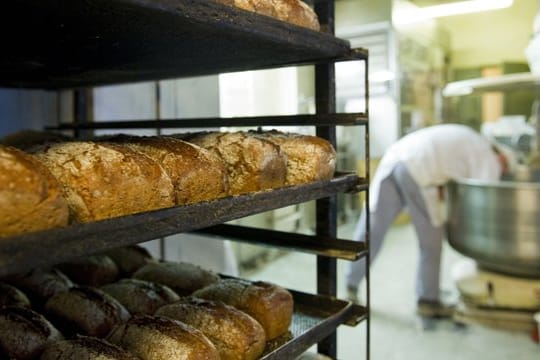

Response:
(102, 245), (155, 277)
(41, 335), (139, 360)
(57, 255), (120, 287)
(0, 283), (31, 308)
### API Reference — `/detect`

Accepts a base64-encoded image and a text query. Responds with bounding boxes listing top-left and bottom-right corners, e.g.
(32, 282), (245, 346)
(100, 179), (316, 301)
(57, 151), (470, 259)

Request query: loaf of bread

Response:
(0, 145), (69, 237)
(57, 255), (120, 287)
(41, 335), (139, 360)
(156, 297), (266, 360)
(101, 278), (179, 315)
(0, 306), (63, 360)
(193, 279), (293, 340)
(45, 286), (130, 338)
(107, 315), (220, 360)
(214, 0), (320, 31)
(177, 131), (287, 195)
(132, 261), (220, 296)
(32, 141), (175, 223)
(249, 130), (337, 185)
(0, 283), (31, 308)
(103, 135), (229, 205)
(102, 245), (155, 276)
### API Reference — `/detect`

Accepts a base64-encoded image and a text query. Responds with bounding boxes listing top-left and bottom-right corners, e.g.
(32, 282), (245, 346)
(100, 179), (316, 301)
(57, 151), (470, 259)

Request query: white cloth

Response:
(369, 124), (501, 226)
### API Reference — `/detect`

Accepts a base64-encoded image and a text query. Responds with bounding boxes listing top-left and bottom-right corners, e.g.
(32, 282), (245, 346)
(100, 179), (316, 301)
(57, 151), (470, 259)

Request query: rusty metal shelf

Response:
(0, 173), (366, 278)
(0, 0), (366, 89)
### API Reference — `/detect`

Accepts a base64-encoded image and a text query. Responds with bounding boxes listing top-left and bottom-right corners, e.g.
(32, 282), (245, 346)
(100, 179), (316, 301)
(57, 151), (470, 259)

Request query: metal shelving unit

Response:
(0, 0), (370, 358)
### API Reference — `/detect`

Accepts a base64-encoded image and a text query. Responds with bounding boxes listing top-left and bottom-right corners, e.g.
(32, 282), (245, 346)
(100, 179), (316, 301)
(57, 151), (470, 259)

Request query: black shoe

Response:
(417, 299), (455, 318)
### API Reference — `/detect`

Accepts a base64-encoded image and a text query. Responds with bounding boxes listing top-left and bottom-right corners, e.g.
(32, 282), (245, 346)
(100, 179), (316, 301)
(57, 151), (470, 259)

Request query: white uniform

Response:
(346, 124), (502, 302)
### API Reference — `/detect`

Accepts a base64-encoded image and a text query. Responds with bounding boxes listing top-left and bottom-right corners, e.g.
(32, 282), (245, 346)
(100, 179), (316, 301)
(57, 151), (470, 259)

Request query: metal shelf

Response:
(0, 173), (366, 278)
(0, 0), (366, 89)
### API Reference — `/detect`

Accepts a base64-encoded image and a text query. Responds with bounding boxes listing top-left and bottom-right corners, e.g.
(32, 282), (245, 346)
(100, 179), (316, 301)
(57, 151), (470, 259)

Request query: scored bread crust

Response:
(0, 145), (69, 237)
(32, 141), (175, 223)
(215, 0), (320, 30)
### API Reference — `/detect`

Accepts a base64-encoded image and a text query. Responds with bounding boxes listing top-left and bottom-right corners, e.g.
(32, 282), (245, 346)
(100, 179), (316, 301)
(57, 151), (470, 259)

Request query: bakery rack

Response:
(0, 0), (370, 359)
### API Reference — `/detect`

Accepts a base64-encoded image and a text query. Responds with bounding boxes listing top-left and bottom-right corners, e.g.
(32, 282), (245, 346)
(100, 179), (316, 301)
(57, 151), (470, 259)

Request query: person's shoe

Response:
(346, 286), (360, 304)
(416, 299), (455, 318)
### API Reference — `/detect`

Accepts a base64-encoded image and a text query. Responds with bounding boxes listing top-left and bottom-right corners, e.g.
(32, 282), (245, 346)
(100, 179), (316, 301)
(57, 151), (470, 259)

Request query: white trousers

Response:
(345, 162), (444, 302)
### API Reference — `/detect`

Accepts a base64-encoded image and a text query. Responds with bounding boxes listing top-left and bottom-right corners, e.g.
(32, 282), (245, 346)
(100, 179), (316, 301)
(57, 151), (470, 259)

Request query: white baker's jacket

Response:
(369, 124), (502, 226)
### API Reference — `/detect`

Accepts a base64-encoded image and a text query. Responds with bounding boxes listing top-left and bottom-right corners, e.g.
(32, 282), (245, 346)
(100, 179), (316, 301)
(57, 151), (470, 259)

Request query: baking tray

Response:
(0, 173), (366, 277)
(0, 0), (366, 89)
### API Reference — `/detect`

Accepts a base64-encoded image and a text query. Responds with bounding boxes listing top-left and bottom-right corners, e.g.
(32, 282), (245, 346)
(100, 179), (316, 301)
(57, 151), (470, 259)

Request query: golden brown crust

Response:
(32, 141), (175, 223)
(193, 278), (293, 340)
(179, 131), (287, 195)
(156, 297), (266, 360)
(107, 315), (220, 360)
(41, 335), (140, 360)
(132, 261), (220, 296)
(215, 0), (320, 30)
(0, 145), (69, 237)
(104, 135), (229, 205)
(101, 279), (179, 315)
(57, 255), (120, 287)
(0, 306), (63, 359)
(45, 286), (130, 338)
(249, 130), (337, 185)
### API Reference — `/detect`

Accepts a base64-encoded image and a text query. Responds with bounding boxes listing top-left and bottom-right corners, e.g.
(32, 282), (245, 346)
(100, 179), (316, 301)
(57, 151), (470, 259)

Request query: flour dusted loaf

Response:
(107, 315), (220, 360)
(132, 261), (220, 296)
(215, 0), (320, 30)
(156, 297), (266, 360)
(41, 335), (139, 360)
(193, 278), (293, 340)
(0, 306), (63, 360)
(249, 130), (337, 185)
(32, 141), (175, 223)
(101, 278), (179, 315)
(178, 131), (287, 195)
(104, 135), (229, 205)
(57, 255), (120, 287)
(0, 145), (69, 237)
(45, 286), (130, 338)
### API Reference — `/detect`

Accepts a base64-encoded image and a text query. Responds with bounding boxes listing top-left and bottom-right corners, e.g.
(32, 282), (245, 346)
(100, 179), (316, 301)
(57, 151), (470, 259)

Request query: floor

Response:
(244, 221), (540, 360)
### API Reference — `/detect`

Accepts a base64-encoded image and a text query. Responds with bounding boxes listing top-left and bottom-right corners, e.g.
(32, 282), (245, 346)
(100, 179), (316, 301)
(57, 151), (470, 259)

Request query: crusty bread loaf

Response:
(0, 145), (69, 237)
(132, 261), (220, 296)
(101, 278), (179, 315)
(107, 315), (220, 360)
(0, 306), (63, 360)
(156, 297), (266, 360)
(57, 255), (120, 287)
(41, 335), (139, 360)
(32, 141), (175, 223)
(177, 131), (287, 195)
(249, 130), (337, 185)
(103, 135), (229, 205)
(215, 0), (320, 30)
(193, 278), (293, 340)
(0, 283), (31, 308)
(103, 245), (155, 277)
(45, 286), (130, 338)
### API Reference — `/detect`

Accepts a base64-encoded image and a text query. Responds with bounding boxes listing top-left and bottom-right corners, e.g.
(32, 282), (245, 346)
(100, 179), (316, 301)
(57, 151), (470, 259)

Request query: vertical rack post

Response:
(314, 0), (338, 358)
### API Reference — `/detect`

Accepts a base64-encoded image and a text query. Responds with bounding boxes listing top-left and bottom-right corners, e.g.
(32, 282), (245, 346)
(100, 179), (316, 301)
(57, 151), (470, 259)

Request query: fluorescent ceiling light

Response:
(394, 0), (514, 25)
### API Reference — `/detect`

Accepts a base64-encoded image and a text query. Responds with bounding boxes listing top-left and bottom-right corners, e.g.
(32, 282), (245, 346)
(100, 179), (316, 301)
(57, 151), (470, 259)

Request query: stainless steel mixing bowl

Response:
(447, 177), (540, 278)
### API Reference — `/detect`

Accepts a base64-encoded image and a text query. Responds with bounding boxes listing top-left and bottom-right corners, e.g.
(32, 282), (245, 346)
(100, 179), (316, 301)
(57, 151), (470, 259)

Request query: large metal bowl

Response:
(447, 177), (540, 278)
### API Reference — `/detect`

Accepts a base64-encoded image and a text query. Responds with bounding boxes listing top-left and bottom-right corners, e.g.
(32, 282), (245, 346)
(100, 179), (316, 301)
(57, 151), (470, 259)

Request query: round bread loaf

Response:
(101, 278), (179, 315)
(57, 255), (120, 287)
(107, 315), (220, 360)
(45, 286), (130, 338)
(132, 261), (220, 296)
(156, 297), (266, 360)
(103, 245), (155, 276)
(0, 145), (69, 237)
(193, 279), (293, 340)
(215, 0), (320, 30)
(0, 283), (31, 308)
(249, 130), (337, 185)
(32, 141), (175, 223)
(41, 335), (139, 360)
(104, 135), (229, 205)
(0, 306), (63, 360)
(178, 131), (287, 195)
